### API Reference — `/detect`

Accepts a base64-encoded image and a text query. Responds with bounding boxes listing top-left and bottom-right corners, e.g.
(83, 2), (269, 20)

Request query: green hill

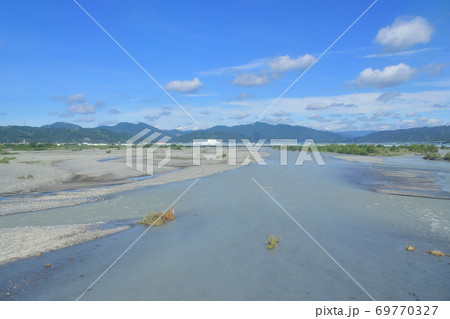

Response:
(172, 122), (343, 143)
(356, 125), (450, 143)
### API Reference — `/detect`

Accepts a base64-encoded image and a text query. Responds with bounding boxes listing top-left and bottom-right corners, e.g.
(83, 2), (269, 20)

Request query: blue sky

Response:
(0, 0), (449, 131)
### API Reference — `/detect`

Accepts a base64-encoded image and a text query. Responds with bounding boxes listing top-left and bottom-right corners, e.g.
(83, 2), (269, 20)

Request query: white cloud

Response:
(406, 112), (416, 117)
(329, 102), (357, 108)
(422, 63), (447, 76)
(398, 116), (446, 129)
(165, 77), (203, 93)
(145, 114), (160, 121)
(362, 47), (437, 58)
(262, 116), (294, 125)
(268, 54), (315, 74)
(229, 111), (250, 119)
(353, 63), (417, 88)
(50, 93), (86, 105)
(375, 17), (433, 53)
(67, 102), (95, 114)
(376, 91), (401, 103)
(199, 110), (210, 115)
(95, 100), (106, 108)
(433, 103), (448, 108)
(199, 58), (268, 76)
(236, 93), (253, 100)
(272, 110), (291, 117)
(307, 114), (322, 120)
(232, 73), (269, 86)
(306, 102), (329, 110)
(109, 107), (120, 114)
(49, 110), (58, 115)
(159, 110), (171, 116)
(65, 93), (86, 105)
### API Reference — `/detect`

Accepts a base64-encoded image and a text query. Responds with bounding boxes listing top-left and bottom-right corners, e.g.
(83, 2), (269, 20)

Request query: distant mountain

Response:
(333, 130), (376, 139)
(97, 122), (185, 138)
(42, 122), (82, 129)
(0, 125), (130, 144)
(171, 122), (343, 143)
(356, 125), (450, 143)
(1, 122), (448, 144)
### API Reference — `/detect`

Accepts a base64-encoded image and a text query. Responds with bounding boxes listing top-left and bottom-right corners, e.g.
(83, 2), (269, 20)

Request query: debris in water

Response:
(405, 245), (415, 252)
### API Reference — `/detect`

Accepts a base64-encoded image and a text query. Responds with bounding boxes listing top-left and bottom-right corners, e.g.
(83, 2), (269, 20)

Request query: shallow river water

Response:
(0, 150), (449, 300)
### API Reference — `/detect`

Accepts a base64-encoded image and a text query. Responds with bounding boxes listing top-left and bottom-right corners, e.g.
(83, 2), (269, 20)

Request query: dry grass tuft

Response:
(138, 206), (175, 226)
(427, 250), (448, 257)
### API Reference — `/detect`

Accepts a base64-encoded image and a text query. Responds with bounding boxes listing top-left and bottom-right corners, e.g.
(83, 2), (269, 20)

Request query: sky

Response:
(0, 0), (449, 131)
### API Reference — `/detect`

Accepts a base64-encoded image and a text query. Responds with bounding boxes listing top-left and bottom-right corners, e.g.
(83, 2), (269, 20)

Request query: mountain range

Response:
(0, 122), (449, 144)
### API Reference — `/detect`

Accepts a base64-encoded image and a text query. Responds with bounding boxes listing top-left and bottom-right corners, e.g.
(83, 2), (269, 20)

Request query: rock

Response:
(69, 256), (73, 260)
(35, 252), (42, 257)
(406, 245), (415, 252)
(5, 292), (10, 296)
(45, 263), (51, 268)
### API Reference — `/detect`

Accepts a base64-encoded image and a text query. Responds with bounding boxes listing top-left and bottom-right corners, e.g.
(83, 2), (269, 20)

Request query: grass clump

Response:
(17, 174), (34, 180)
(138, 206), (175, 226)
(427, 250), (448, 257)
(0, 156), (15, 163)
(266, 234), (280, 249)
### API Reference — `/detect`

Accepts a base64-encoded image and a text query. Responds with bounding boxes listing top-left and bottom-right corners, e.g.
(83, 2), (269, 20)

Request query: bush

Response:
(0, 157), (12, 163)
(443, 152), (450, 161)
(423, 152), (441, 160)
(106, 150), (111, 153)
(266, 235), (280, 249)
(138, 206), (175, 226)
(170, 144), (182, 150)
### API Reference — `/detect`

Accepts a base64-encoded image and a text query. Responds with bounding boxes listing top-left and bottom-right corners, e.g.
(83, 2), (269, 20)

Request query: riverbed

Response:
(0, 150), (448, 300)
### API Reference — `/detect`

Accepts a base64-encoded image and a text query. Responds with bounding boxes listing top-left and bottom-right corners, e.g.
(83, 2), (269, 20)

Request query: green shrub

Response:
(423, 152), (441, 160)
(106, 150), (111, 153)
(0, 157), (10, 164)
(266, 235), (280, 249)
(443, 152), (450, 161)
(170, 144), (182, 150)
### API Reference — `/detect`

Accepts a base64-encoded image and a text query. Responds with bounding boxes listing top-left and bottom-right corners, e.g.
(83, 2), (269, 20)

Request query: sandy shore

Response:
(0, 223), (129, 266)
(332, 154), (385, 164)
(0, 147), (264, 215)
(332, 154), (450, 200)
